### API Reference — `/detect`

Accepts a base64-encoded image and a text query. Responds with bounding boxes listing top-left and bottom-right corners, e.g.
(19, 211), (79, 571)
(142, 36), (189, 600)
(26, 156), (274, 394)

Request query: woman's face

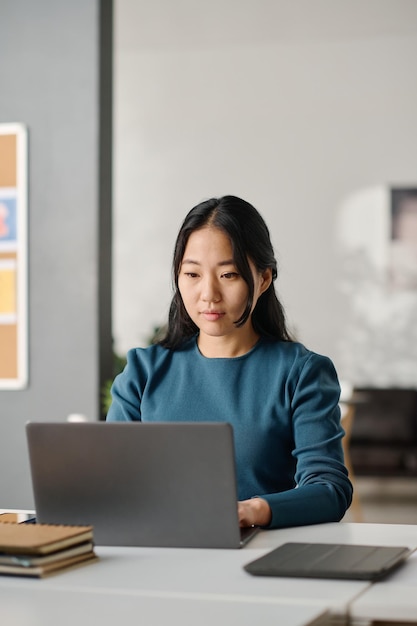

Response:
(178, 227), (271, 353)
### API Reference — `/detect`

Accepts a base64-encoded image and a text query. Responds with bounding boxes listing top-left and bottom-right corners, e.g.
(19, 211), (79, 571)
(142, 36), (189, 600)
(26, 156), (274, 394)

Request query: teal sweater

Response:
(107, 337), (352, 528)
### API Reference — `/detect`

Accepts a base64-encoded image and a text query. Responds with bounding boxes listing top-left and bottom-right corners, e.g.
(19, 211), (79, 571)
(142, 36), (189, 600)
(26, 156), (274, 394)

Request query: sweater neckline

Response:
(192, 335), (264, 361)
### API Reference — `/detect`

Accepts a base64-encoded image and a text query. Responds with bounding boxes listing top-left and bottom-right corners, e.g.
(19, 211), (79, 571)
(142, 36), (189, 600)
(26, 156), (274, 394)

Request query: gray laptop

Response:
(26, 421), (258, 549)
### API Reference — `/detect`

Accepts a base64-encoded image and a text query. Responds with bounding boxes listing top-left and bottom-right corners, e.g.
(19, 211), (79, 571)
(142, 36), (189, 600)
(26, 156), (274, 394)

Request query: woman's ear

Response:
(259, 268), (273, 295)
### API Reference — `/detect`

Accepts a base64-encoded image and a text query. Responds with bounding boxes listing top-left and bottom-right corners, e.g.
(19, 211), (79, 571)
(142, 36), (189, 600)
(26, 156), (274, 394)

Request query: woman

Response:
(107, 195), (352, 528)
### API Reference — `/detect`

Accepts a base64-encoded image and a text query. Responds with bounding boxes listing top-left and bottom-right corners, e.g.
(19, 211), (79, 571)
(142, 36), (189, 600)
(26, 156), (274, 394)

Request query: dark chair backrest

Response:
(350, 388), (417, 476)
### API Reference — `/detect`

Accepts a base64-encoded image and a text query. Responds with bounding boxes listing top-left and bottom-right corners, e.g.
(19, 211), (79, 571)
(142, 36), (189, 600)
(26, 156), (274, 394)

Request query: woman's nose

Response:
(201, 276), (221, 302)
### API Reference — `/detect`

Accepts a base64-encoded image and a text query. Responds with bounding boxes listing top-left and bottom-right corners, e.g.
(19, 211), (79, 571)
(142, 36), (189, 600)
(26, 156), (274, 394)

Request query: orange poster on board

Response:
(0, 124), (28, 388)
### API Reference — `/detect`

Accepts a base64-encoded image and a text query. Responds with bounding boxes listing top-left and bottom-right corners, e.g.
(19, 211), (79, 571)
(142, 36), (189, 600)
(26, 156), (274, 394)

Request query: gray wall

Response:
(0, 0), (112, 508)
(113, 0), (417, 385)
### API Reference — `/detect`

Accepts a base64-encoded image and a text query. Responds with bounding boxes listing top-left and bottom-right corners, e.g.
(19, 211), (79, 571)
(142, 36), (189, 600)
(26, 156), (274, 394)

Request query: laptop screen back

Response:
(26, 421), (245, 548)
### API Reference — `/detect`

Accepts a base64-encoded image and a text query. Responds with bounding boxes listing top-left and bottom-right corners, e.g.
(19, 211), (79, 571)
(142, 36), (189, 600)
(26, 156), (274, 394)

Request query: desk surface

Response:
(348, 550), (417, 625)
(0, 587), (332, 626)
(1, 519), (416, 626)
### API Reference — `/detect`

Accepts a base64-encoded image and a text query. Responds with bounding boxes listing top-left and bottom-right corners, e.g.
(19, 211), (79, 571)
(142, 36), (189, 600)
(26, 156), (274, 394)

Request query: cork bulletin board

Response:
(0, 124), (28, 389)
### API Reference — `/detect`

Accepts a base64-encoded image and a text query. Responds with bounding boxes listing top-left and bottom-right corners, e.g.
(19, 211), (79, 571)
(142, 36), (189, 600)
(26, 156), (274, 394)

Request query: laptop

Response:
(26, 421), (259, 549)
(244, 542), (413, 581)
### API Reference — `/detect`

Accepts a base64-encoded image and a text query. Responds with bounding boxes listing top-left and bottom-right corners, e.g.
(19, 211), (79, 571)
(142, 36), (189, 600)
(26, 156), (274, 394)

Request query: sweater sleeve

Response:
(106, 349), (143, 422)
(262, 353), (353, 528)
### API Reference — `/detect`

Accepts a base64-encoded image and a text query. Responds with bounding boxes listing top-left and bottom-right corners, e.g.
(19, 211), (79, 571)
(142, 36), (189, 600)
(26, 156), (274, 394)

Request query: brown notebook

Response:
(0, 522), (94, 555)
(0, 540), (94, 566)
(0, 550), (98, 578)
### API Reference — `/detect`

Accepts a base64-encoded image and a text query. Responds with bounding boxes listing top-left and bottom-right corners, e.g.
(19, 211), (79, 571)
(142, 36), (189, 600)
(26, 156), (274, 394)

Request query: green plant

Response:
(101, 353), (127, 417)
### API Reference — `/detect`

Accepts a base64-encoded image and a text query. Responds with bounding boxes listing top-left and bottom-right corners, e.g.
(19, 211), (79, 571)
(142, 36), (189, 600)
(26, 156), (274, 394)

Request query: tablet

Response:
(244, 542), (413, 581)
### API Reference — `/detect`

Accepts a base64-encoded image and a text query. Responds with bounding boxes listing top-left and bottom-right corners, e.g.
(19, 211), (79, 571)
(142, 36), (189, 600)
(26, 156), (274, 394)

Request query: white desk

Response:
(1, 520), (416, 626)
(0, 586), (332, 626)
(349, 549), (417, 625)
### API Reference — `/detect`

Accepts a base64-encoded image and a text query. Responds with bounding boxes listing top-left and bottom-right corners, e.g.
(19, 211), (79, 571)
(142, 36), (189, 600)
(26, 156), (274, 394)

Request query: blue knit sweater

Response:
(106, 336), (352, 528)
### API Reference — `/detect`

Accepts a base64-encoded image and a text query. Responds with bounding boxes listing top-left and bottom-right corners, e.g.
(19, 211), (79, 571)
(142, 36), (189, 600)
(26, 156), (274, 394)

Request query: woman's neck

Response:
(197, 329), (260, 358)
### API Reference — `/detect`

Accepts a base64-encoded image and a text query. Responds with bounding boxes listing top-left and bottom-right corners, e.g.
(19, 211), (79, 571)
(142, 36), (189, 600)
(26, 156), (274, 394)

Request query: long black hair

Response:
(158, 195), (293, 349)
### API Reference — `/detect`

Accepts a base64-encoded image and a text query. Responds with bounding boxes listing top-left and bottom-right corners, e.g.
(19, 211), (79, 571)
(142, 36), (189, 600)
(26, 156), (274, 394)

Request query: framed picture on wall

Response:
(0, 123), (28, 389)
(390, 187), (417, 291)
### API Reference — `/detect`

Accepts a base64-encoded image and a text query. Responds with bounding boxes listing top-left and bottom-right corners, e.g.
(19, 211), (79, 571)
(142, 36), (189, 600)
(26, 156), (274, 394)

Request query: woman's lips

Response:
(201, 311), (225, 321)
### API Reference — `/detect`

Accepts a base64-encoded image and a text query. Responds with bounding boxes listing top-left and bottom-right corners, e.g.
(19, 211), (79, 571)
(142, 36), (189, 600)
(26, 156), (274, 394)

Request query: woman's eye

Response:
(222, 272), (239, 279)
(184, 272), (198, 278)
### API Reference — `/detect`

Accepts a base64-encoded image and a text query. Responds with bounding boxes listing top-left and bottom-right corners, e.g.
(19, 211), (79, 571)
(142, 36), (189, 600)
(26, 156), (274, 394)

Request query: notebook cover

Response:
(244, 542), (412, 581)
(0, 522), (94, 555)
(0, 550), (98, 577)
(0, 541), (94, 566)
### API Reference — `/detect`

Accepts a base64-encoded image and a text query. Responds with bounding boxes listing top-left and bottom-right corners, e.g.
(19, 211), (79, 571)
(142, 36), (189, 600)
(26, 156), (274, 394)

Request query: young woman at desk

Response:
(106, 195), (353, 529)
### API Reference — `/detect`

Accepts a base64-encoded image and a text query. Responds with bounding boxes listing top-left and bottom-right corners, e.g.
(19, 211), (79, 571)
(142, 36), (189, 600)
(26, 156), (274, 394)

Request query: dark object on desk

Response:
(349, 388), (417, 477)
(244, 542), (413, 581)
(26, 421), (259, 549)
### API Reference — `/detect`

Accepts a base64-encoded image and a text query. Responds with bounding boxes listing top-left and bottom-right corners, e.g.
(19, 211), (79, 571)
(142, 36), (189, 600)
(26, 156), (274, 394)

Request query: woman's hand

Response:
(238, 497), (272, 527)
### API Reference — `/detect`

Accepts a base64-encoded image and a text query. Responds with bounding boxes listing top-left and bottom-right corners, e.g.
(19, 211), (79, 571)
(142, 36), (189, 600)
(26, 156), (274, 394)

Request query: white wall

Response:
(113, 0), (417, 382)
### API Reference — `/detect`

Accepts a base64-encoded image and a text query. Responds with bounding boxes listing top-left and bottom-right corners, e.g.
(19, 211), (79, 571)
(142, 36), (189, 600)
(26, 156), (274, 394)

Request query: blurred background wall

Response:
(113, 0), (417, 388)
(0, 0), (112, 507)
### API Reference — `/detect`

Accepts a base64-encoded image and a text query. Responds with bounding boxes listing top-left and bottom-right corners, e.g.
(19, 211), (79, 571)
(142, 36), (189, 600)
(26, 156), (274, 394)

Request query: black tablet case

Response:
(244, 542), (412, 581)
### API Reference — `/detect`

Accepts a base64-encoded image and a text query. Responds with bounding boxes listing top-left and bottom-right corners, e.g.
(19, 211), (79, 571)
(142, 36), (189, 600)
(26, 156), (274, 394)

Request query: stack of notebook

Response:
(0, 521), (97, 577)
